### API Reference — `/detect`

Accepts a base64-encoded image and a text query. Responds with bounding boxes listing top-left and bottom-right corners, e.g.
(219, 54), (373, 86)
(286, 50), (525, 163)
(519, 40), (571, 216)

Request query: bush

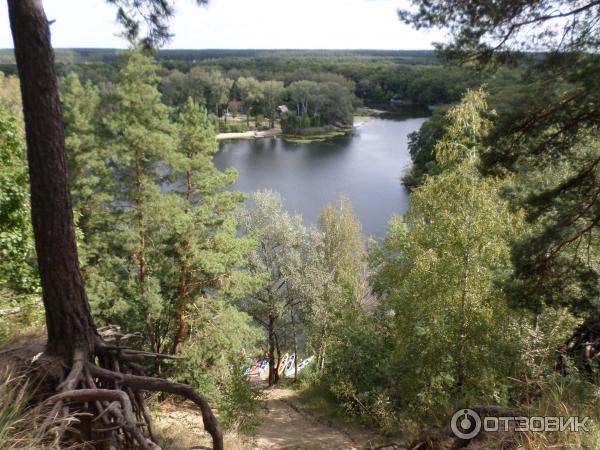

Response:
(173, 300), (265, 433)
(216, 120), (250, 133)
(219, 365), (264, 434)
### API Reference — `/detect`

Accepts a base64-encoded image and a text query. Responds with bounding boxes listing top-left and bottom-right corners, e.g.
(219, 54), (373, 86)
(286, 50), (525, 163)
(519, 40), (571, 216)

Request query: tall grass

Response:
(517, 375), (600, 450)
(0, 369), (40, 450)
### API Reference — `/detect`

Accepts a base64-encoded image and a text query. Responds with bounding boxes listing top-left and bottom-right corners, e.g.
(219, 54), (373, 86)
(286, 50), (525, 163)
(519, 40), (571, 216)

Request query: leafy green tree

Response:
(310, 195), (365, 370)
(186, 67), (233, 117)
(260, 80), (285, 128)
(402, 106), (449, 189)
(372, 90), (523, 415)
(159, 69), (189, 106)
(0, 107), (37, 295)
(284, 80), (356, 131)
(400, 0), (600, 323)
(236, 77), (264, 128)
(287, 80), (319, 118)
(238, 190), (305, 385)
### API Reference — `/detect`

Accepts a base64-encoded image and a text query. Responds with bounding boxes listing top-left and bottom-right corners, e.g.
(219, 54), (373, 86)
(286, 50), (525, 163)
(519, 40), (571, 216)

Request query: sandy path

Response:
(253, 387), (365, 450)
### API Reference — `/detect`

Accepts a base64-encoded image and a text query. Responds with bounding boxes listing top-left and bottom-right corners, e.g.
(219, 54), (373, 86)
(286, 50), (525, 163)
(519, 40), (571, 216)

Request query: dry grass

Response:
(152, 399), (254, 449)
(515, 376), (600, 450)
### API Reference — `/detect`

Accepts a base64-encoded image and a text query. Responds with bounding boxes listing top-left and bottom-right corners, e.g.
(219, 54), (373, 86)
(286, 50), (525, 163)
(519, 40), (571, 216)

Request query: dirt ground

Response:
(253, 386), (375, 450)
(153, 382), (384, 450)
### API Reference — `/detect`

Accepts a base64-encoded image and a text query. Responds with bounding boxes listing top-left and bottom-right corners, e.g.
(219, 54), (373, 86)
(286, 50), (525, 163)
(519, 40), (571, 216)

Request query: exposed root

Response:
(29, 334), (224, 450)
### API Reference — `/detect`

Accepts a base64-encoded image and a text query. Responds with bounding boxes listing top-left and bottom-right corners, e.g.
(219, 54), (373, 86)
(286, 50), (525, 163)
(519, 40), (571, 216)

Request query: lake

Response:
(214, 117), (427, 236)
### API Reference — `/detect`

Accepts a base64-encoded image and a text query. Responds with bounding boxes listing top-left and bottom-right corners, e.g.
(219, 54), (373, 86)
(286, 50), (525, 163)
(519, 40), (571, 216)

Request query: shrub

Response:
(173, 300), (265, 433)
(219, 365), (264, 434)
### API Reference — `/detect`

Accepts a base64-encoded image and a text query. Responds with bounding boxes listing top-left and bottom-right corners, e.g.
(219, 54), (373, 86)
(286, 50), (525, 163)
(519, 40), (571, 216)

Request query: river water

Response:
(214, 117), (427, 236)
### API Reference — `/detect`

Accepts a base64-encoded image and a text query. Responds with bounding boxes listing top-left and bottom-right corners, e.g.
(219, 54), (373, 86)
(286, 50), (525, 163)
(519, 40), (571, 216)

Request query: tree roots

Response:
(35, 327), (223, 450)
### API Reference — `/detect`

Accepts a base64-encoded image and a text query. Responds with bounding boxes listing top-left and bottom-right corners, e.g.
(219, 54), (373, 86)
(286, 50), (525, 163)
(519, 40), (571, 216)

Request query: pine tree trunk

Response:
(173, 243), (188, 354)
(268, 314), (276, 386)
(172, 170), (193, 354)
(7, 0), (97, 360)
(135, 157), (158, 354)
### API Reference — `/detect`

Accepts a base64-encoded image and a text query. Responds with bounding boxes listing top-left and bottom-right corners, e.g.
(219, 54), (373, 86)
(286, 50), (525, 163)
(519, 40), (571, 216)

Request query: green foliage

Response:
(237, 190), (304, 364)
(399, 0), (600, 330)
(84, 49), (175, 344)
(320, 307), (398, 431)
(302, 196), (367, 371)
(175, 300), (264, 432)
(0, 109), (38, 295)
(218, 367), (264, 434)
(402, 106), (449, 189)
(65, 51), (257, 362)
(371, 90), (525, 420)
(282, 80), (356, 134)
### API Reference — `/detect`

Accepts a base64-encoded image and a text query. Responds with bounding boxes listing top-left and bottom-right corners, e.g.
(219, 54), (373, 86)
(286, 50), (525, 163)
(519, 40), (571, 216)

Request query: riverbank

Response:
(216, 127), (282, 141)
(217, 116), (373, 143)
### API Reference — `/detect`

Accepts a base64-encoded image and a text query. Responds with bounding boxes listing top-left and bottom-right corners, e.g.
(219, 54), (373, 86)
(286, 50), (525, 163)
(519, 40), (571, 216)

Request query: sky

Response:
(0, 0), (446, 50)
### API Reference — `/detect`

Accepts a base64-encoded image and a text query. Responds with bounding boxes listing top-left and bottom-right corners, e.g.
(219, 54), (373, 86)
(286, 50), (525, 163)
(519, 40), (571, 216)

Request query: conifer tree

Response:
(169, 98), (254, 353)
(100, 50), (175, 355)
(62, 72), (110, 267)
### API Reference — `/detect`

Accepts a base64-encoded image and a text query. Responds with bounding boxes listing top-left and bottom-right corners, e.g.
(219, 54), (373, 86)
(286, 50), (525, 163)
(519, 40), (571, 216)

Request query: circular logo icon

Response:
(451, 409), (481, 439)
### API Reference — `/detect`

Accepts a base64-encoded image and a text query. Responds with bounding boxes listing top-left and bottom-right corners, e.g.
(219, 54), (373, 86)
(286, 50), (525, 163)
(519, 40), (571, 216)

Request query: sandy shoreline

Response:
(217, 117), (371, 141)
(216, 127), (282, 141)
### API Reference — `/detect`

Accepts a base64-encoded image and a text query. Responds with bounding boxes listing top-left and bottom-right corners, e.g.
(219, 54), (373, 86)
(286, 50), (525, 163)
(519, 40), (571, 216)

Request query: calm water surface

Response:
(214, 117), (426, 236)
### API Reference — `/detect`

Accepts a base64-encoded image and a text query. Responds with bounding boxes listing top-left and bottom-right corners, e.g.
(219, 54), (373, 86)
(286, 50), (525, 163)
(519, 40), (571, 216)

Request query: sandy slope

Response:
(253, 387), (363, 450)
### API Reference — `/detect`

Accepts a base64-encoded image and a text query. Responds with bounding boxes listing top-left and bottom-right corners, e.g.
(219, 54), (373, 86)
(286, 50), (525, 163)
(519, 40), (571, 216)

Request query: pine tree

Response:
(169, 98), (253, 353)
(62, 72), (110, 268)
(99, 49), (176, 355)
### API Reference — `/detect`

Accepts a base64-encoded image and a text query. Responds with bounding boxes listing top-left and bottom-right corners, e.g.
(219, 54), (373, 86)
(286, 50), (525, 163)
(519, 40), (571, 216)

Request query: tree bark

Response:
(172, 169), (193, 354)
(268, 314), (276, 386)
(7, 0), (97, 359)
(135, 157), (158, 356)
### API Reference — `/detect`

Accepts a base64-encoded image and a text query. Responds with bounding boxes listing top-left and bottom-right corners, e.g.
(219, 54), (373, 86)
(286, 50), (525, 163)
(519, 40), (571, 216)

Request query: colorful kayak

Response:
(278, 353), (289, 376)
(259, 359), (270, 380)
(284, 355), (314, 377)
(283, 354), (296, 377)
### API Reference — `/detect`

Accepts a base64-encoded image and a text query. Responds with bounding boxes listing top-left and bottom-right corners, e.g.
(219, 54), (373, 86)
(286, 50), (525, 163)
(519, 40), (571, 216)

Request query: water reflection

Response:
(214, 117), (426, 236)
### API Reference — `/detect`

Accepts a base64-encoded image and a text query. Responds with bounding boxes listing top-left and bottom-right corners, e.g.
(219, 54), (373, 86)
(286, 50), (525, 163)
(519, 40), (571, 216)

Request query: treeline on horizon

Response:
(0, 48), (520, 114)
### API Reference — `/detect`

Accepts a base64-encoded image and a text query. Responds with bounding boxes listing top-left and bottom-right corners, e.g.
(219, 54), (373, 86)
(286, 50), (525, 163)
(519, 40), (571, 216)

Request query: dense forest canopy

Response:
(0, 0), (599, 449)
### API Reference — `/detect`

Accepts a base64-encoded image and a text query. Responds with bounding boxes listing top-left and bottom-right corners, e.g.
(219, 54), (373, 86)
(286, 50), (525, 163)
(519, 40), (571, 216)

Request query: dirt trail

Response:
(153, 382), (384, 449)
(253, 386), (376, 450)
